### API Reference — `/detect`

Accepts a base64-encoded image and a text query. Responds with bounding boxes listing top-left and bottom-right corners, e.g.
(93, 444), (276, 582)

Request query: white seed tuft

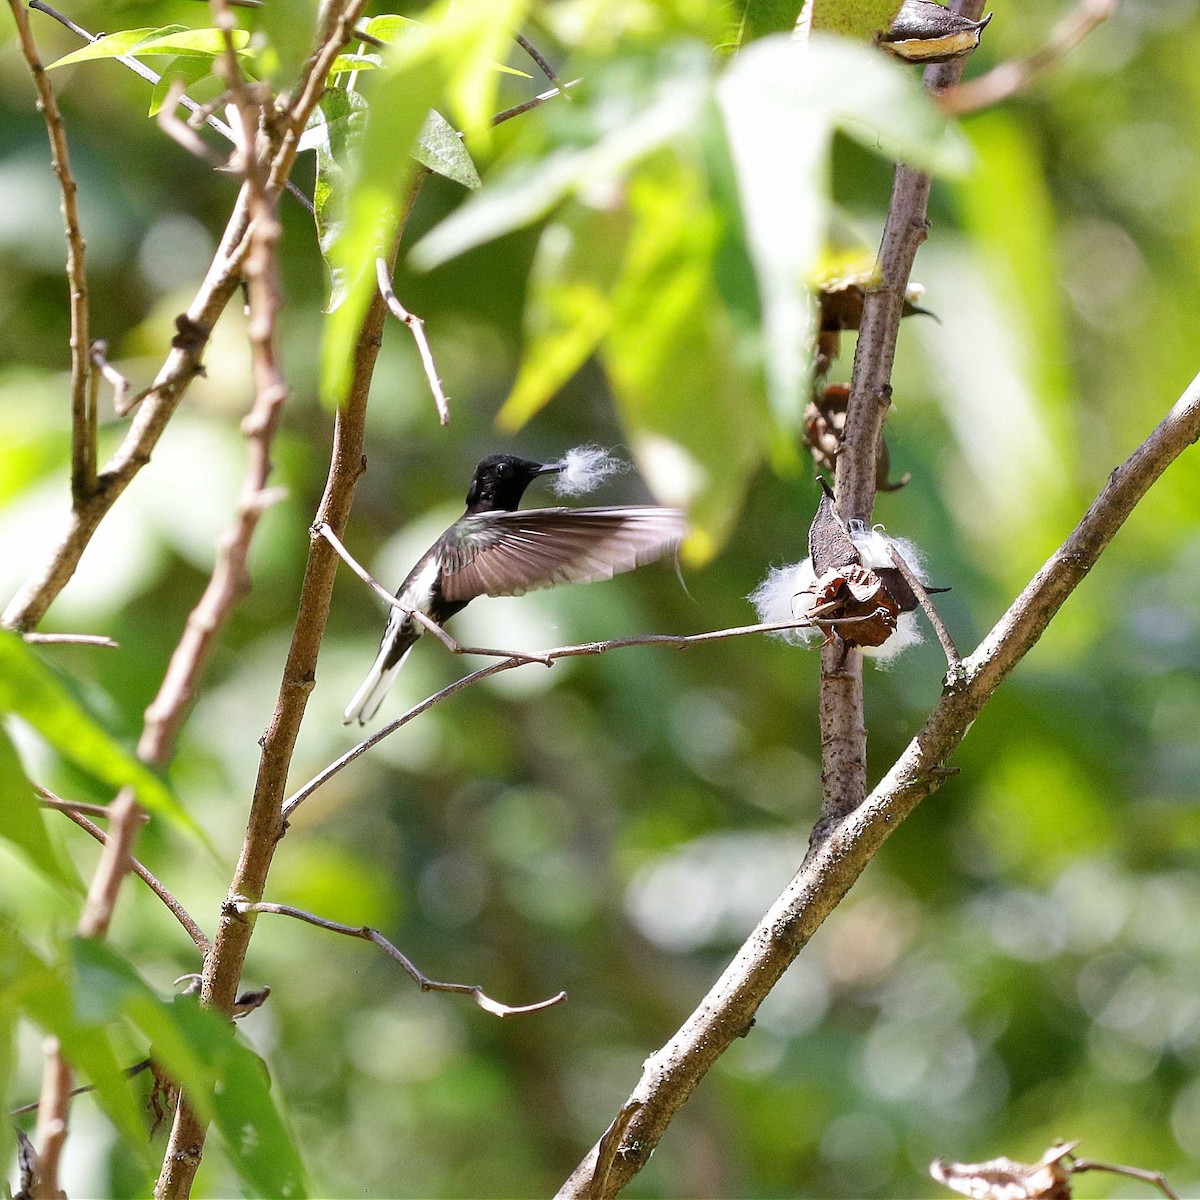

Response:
(551, 444), (630, 497)
(749, 560), (822, 645)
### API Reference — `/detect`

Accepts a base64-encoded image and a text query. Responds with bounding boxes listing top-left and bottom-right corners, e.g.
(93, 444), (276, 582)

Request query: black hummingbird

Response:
(343, 453), (686, 725)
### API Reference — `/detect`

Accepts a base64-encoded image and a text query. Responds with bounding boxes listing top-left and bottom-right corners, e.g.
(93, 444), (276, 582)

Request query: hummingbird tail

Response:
(343, 637), (414, 726)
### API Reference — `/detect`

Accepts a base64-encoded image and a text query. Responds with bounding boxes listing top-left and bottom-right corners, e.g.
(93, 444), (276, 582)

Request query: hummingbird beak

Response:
(536, 461), (566, 475)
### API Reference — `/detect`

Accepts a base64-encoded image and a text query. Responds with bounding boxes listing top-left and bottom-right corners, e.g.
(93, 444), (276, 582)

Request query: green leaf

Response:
(603, 157), (769, 563)
(48, 26), (182, 69)
(414, 110), (481, 190)
(320, 0), (531, 404)
(804, 0), (904, 39)
(498, 204), (628, 431)
(0, 928), (147, 1150)
(148, 54), (214, 117)
(70, 940), (307, 1198)
(305, 90), (370, 312)
(210, 1034), (307, 1199)
(0, 633), (198, 838)
(256, 0), (319, 85)
(49, 26), (251, 70)
(362, 13), (531, 78)
(717, 33), (969, 426)
(409, 52), (710, 272)
(0, 724), (78, 889)
(727, 0), (805, 48)
(328, 52), (384, 74)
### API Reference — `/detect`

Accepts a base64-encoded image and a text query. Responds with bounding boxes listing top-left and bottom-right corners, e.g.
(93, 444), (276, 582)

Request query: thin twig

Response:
(490, 80), (579, 127)
(13, 1061), (154, 1119)
(375, 256), (450, 425)
(888, 544), (960, 666)
(21, 631), (118, 648)
(157, 79), (227, 165)
(1071, 1157), (1180, 1200)
(940, 0), (1119, 116)
(9, 0), (92, 505)
(556, 369), (1200, 1199)
(513, 31), (562, 90)
(236, 901), (567, 1018)
(89, 340), (130, 417)
(54, 802), (210, 953)
(282, 610), (877, 823)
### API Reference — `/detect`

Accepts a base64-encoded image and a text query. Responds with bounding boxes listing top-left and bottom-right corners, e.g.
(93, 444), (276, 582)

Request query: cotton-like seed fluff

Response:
(748, 560), (821, 645)
(749, 526), (931, 666)
(551, 445), (630, 497)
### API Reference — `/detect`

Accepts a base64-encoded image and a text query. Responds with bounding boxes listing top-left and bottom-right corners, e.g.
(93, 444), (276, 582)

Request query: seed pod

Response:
(878, 1), (992, 64)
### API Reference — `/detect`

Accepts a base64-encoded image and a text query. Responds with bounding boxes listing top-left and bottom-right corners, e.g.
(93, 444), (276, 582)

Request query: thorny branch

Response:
(235, 901), (567, 1018)
(940, 0), (1119, 116)
(7, 0), (92, 506)
(557, 370), (1200, 1197)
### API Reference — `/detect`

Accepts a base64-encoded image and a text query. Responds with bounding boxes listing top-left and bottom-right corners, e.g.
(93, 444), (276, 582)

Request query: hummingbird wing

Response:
(438, 506), (686, 602)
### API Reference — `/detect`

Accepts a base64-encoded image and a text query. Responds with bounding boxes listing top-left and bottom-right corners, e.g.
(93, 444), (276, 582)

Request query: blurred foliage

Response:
(2, 0), (1200, 1196)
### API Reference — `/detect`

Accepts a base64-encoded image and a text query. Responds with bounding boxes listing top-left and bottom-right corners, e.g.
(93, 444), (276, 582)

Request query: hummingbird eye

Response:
(497, 463), (509, 475)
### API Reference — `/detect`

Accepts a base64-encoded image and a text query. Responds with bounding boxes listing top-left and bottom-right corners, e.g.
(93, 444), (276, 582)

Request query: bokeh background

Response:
(3, 0), (1200, 1195)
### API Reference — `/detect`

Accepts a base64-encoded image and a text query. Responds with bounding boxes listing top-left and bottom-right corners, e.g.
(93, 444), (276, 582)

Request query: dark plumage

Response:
(343, 454), (686, 725)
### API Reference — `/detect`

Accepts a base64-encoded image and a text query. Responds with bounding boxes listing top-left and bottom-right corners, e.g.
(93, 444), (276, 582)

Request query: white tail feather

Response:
(342, 643), (412, 726)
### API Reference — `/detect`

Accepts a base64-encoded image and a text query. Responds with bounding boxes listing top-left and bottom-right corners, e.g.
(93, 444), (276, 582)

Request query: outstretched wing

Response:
(439, 506), (686, 602)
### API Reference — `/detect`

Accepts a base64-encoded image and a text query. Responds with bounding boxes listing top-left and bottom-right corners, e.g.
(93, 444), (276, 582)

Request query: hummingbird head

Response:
(465, 454), (563, 513)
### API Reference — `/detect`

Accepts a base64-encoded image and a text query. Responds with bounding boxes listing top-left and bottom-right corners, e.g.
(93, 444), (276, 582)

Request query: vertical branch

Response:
(6, 0), (93, 502)
(31, 1043), (71, 1200)
(814, 1), (986, 843)
(153, 191), (417, 1196)
(137, 114), (289, 765)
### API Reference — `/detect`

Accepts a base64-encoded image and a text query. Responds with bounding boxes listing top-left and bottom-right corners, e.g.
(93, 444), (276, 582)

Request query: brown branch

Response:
(52, 800), (211, 953)
(1071, 1155), (1180, 1200)
(375, 256), (451, 425)
(236, 901), (566, 1018)
(89, 339), (130, 417)
(30, 789), (144, 1196)
(8, 0), (93, 505)
(138, 86), (290, 765)
(267, 0), (372, 198)
(815, 0), (987, 845)
(940, 0), (1118, 116)
(30, 1039), (70, 1200)
(556, 369), (1200, 1199)
(888, 543), (960, 666)
(153, 186), (419, 1200)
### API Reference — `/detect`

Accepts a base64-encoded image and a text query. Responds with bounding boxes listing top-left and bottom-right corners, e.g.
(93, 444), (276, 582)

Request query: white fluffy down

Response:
(850, 527), (928, 581)
(551, 444), (629, 497)
(748, 560), (822, 645)
(749, 527), (929, 666)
